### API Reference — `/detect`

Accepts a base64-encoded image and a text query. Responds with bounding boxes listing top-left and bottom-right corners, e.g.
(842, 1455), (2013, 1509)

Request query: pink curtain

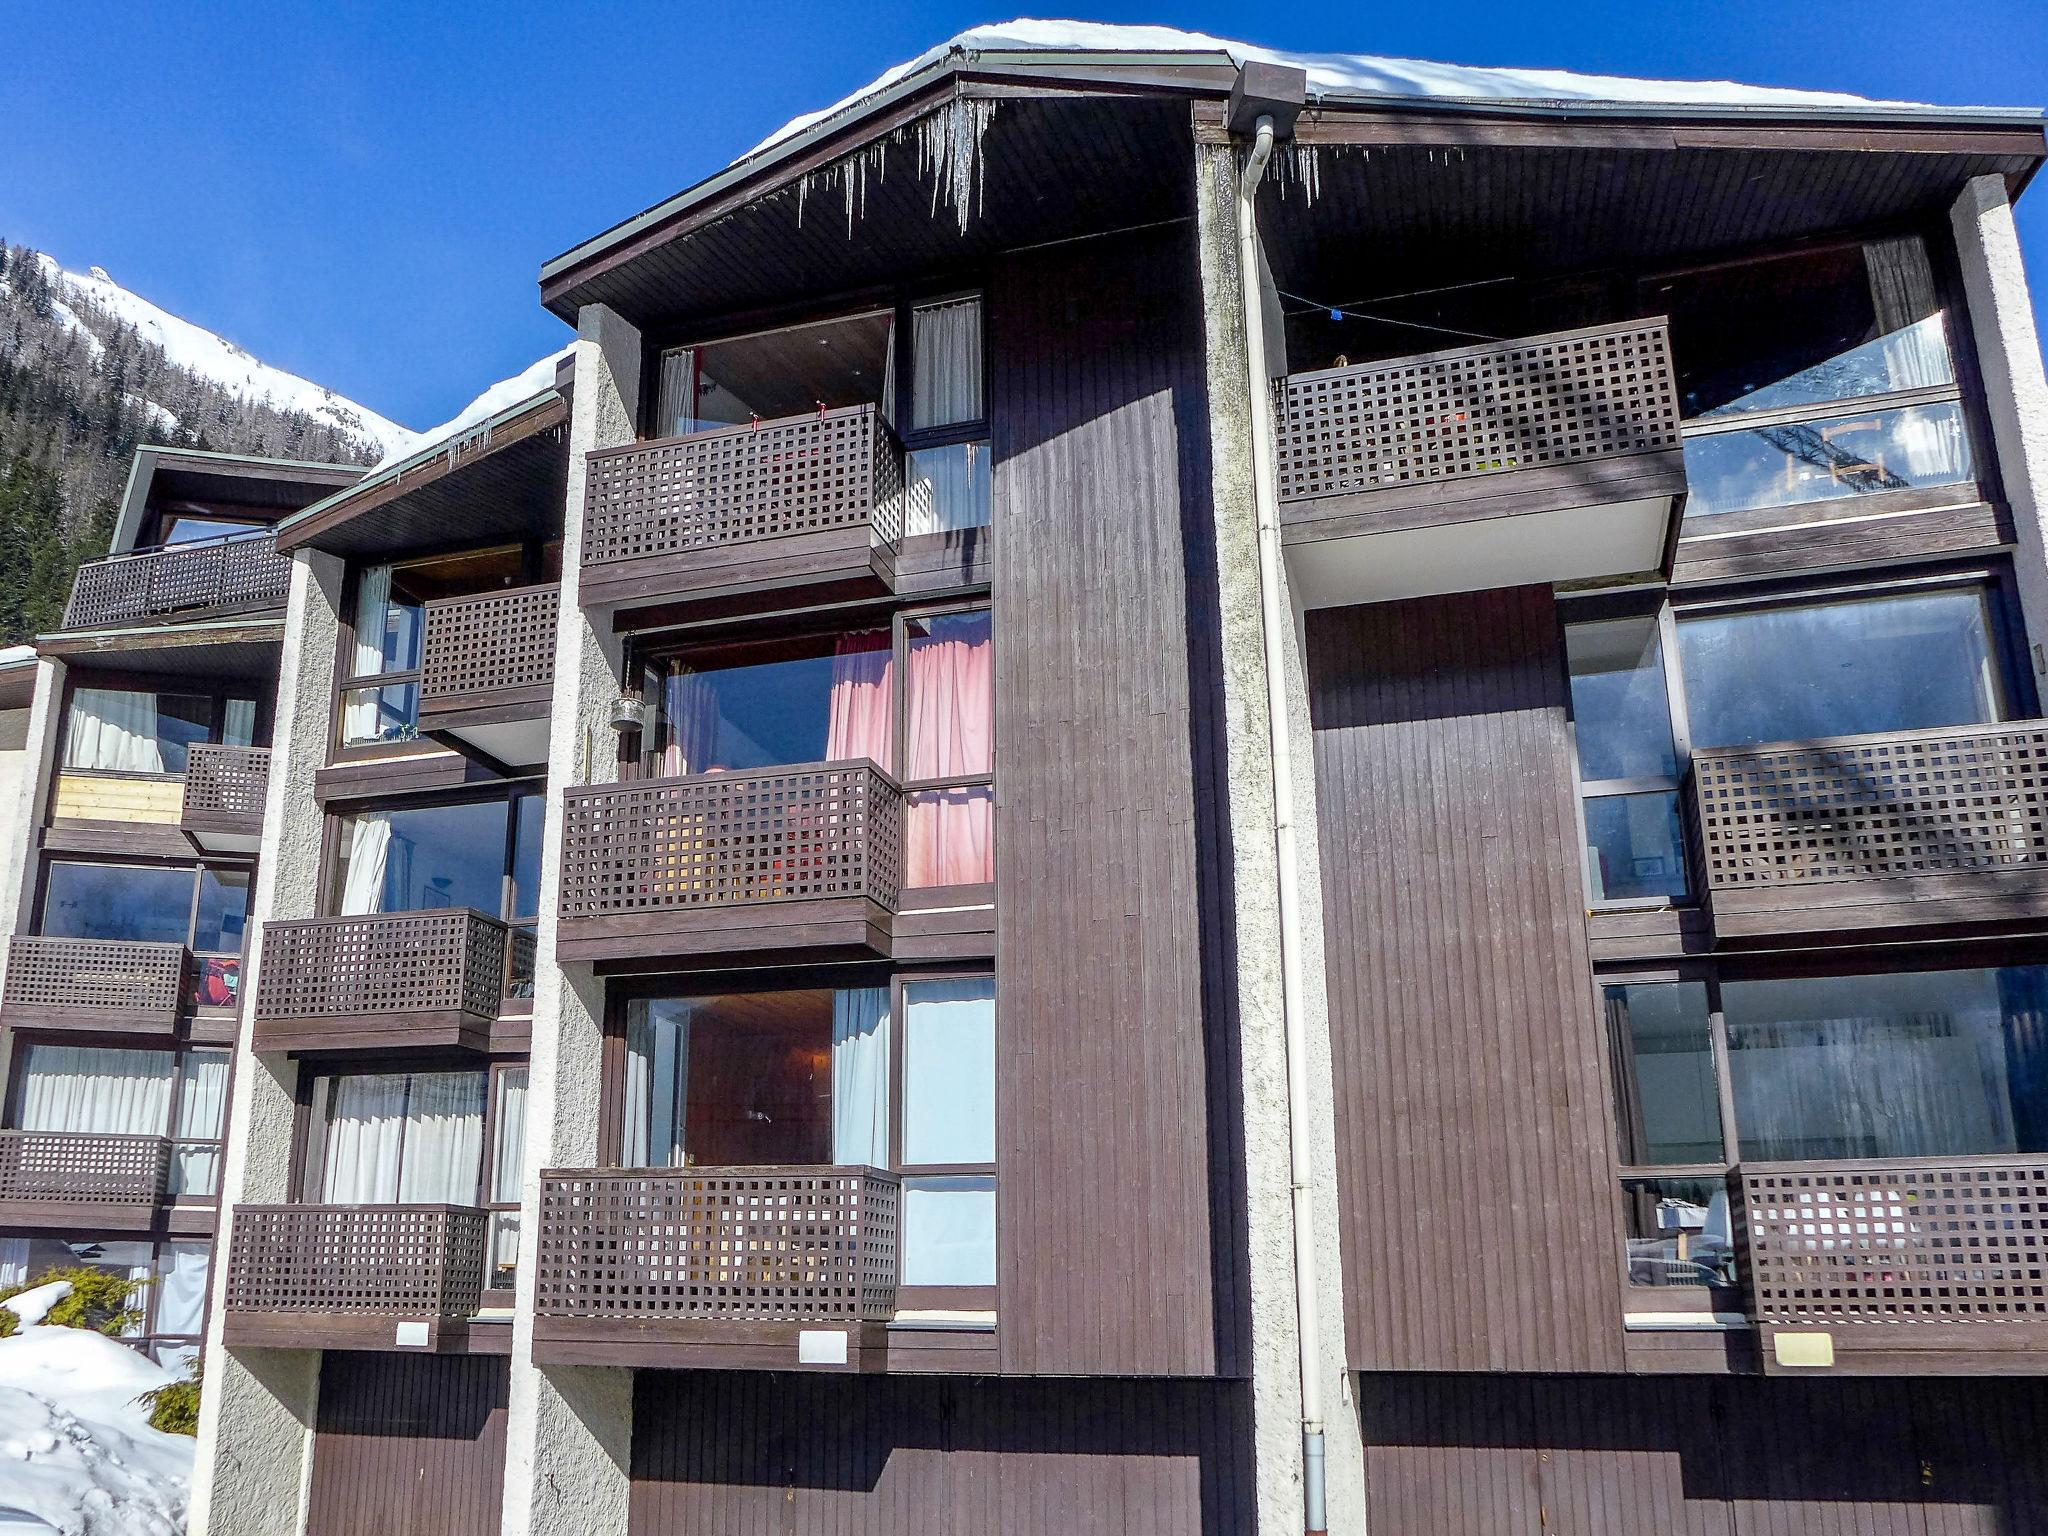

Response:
(905, 615), (993, 885)
(825, 631), (893, 767)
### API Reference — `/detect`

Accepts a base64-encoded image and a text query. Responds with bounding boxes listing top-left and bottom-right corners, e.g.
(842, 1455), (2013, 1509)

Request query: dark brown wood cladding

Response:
(629, 1372), (1254, 1535)
(988, 224), (1239, 1377)
(306, 1353), (508, 1536)
(1359, 1372), (2048, 1534)
(1307, 587), (1625, 1373)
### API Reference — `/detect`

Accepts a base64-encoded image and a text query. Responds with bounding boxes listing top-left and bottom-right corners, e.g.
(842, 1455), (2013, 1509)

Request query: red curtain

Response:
(824, 631), (894, 767)
(905, 615), (993, 885)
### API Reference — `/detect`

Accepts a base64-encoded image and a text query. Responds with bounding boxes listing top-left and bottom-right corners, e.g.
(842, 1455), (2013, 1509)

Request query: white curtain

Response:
(0, 1236), (26, 1290)
(911, 299), (983, 429)
(153, 1243), (209, 1337)
(654, 347), (698, 438)
(491, 1068), (528, 1203)
(904, 442), (992, 537)
(337, 814), (393, 916)
(17, 1045), (173, 1135)
(170, 1051), (229, 1198)
(623, 1000), (689, 1168)
(831, 988), (891, 1166)
(64, 688), (163, 773)
(222, 699), (257, 748)
(343, 565), (394, 740)
(396, 1072), (486, 1205)
(309, 1074), (408, 1203)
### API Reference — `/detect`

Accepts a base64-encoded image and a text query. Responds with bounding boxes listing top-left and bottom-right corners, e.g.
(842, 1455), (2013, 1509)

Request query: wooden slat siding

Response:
(629, 1372), (1254, 1534)
(1307, 587), (1625, 1373)
(307, 1353), (508, 1536)
(50, 771), (184, 824)
(988, 225), (1234, 1377)
(1672, 499), (2012, 585)
(1359, 1374), (2048, 1533)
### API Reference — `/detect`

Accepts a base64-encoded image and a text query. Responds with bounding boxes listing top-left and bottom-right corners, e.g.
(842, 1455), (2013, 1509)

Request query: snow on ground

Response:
(370, 346), (572, 472)
(748, 17), (2020, 157)
(35, 255), (418, 459)
(0, 1285), (191, 1536)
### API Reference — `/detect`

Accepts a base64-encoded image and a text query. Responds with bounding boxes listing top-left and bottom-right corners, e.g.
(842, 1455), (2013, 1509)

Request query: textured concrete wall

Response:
(0, 658), (66, 940)
(1952, 175), (2048, 682)
(190, 548), (345, 1536)
(1193, 141), (1367, 1536)
(500, 302), (640, 1536)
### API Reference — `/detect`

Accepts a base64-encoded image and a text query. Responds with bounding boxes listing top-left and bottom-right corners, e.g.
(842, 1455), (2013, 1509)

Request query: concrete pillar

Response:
(0, 657), (66, 938)
(500, 302), (641, 1536)
(1193, 142), (1368, 1535)
(190, 548), (346, 1536)
(1951, 174), (2048, 681)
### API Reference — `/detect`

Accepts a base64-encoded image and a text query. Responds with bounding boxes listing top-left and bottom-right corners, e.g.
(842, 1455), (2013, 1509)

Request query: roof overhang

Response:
(111, 447), (367, 556)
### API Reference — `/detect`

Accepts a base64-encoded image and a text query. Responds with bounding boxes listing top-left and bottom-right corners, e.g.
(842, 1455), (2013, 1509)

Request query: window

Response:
(337, 547), (531, 748)
(160, 514), (264, 545)
(1652, 237), (1972, 518)
(1566, 615), (1688, 904)
(4, 1043), (229, 1199)
(485, 1066), (527, 1290)
(63, 687), (259, 774)
(302, 1070), (487, 1205)
(1675, 586), (2003, 749)
(40, 860), (250, 1008)
(643, 608), (993, 888)
(0, 1235), (210, 1366)
(903, 296), (991, 535)
(897, 977), (996, 1288)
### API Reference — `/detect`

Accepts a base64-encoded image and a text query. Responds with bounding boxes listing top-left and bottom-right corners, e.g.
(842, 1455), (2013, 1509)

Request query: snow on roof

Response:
(748, 18), (2026, 158)
(36, 256), (419, 459)
(0, 646), (37, 671)
(0, 1314), (191, 1535)
(368, 347), (572, 474)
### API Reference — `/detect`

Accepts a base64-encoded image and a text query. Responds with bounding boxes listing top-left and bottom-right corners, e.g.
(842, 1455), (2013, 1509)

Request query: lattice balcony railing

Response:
(1735, 1159), (2048, 1328)
(420, 583), (559, 707)
(0, 1131), (171, 1206)
(558, 761), (904, 921)
(1, 936), (185, 1021)
(1274, 319), (1681, 504)
(1692, 720), (2048, 892)
(581, 404), (905, 570)
(225, 1204), (488, 1316)
(254, 909), (520, 1024)
(534, 1166), (900, 1323)
(181, 744), (271, 824)
(63, 528), (291, 629)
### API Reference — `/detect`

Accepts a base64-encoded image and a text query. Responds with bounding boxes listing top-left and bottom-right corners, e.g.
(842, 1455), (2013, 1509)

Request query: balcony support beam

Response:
(190, 549), (344, 1536)
(501, 300), (640, 1536)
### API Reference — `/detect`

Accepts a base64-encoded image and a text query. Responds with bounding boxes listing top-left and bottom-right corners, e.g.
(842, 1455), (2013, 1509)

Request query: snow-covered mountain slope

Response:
(32, 255), (417, 460)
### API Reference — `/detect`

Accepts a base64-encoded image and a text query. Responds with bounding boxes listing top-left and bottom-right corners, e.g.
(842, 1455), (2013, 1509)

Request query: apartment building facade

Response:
(3, 27), (2046, 1536)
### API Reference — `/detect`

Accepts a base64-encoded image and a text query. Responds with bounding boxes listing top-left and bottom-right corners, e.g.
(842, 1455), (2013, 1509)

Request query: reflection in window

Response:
(648, 632), (892, 777)
(1621, 1176), (1735, 1288)
(1676, 587), (2002, 749)
(1567, 617), (1679, 783)
(64, 689), (214, 774)
(42, 862), (197, 946)
(1724, 966), (2048, 1162)
(1583, 793), (1687, 903)
(342, 551), (527, 747)
(334, 798), (513, 917)
(653, 311), (895, 437)
(1683, 401), (1972, 518)
(1603, 983), (1720, 1165)
(906, 441), (991, 535)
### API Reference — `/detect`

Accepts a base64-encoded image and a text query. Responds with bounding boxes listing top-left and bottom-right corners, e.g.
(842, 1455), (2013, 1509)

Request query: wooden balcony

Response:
(1, 936), (185, 1033)
(1735, 1158), (2048, 1374)
(418, 582), (559, 767)
(532, 1166), (899, 1369)
(556, 761), (903, 965)
(579, 404), (905, 619)
(223, 1203), (489, 1351)
(252, 909), (533, 1053)
(0, 1131), (171, 1231)
(180, 744), (270, 852)
(1691, 720), (2048, 943)
(62, 527), (292, 630)
(1276, 320), (1686, 605)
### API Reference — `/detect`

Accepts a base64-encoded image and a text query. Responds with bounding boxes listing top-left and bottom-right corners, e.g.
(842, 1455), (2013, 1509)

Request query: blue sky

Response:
(4, 0), (2044, 430)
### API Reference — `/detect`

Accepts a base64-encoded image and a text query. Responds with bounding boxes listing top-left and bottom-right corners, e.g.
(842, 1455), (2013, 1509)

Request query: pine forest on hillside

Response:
(0, 240), (385, 643)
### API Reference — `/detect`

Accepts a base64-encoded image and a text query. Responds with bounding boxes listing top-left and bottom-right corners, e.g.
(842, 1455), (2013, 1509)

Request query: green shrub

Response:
(19, 1266), (152, 1336)
(138, 1356), (203, 1436)
(0, 1305), (16, 1339)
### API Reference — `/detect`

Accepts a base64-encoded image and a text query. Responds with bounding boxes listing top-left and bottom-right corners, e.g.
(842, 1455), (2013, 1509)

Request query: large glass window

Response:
(1653, 237), (1972, 519)
(5, 1043), (228, 1200)
(63, 687), (255, 774)
(1724, 966), (2048, 1162)
(0, 1234), (206, 1363)
(1676, 587), (2002, 749)
(653, 310), (895, 438)
(904, 297), (991, 535)
(339, 548), (529, 748)
(302, 1070), (487, 1205)
(41, 861), (197, 946)
(333, 796), (515, 917)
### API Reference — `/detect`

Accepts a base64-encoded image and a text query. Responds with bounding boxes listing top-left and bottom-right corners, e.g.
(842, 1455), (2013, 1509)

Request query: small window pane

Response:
(1604, 983), (1720, 1165)
(510, 794), (546, 921)
(154, 695), (212, 774)
(1583, 793), (1687, 903)
(906, 787), (993, 888)
(193, 868), (249, 953)
(1677, 588), (2001, 750)
(1566, 617), (1678, 783)
(340, 682), (420, 746)
(41, 862), (195, 945)
(900, 1174), (996, 1285)
(1621, 1176), (1736, 1288)
(906, 612), (992, 779)
(905, 441), (991, 536)
(902, 978), (995, 1166)
(1683, 401), (1972, 519)
(222, 698), (258, 747)
(911, 298), (984, 429)
(491, 1068), (529, 1204)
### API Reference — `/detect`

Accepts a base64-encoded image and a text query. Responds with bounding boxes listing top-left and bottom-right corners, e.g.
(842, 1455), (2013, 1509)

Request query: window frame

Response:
(889, 967), (999, 1312)
(57, 670), (270, 779)
(296, 1065), (491, 1208)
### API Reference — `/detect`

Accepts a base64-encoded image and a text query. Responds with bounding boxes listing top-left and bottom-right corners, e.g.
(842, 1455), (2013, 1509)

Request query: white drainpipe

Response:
(1236, 113), (1328, 1536)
